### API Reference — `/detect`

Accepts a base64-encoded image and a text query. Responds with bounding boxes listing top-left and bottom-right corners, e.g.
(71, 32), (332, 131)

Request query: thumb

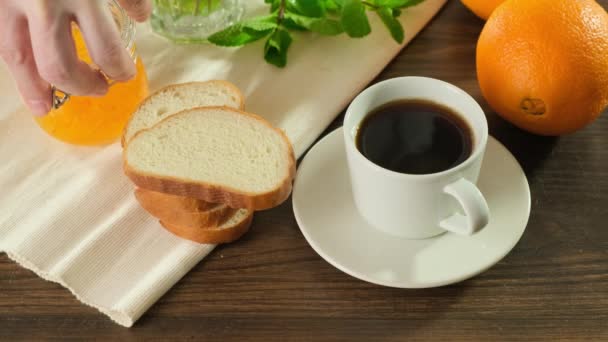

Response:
(117, 0), (152, 22)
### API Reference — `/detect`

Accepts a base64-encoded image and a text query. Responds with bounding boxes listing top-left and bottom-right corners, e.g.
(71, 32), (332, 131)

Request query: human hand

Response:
(0, 0), (152, 116)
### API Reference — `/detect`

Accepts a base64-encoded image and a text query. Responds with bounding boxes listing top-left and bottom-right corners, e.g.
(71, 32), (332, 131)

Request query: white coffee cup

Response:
(344, 77), (490, 239)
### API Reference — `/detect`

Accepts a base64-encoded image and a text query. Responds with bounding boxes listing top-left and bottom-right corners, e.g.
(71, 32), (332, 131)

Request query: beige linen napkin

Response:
(0, 0), (446, 327)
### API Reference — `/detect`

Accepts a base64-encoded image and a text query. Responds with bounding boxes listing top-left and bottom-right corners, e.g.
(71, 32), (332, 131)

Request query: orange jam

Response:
(35, 27), (148, 146)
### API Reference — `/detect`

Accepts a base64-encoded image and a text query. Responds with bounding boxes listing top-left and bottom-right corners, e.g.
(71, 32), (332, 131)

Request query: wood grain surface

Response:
(1, 1), (607, 340)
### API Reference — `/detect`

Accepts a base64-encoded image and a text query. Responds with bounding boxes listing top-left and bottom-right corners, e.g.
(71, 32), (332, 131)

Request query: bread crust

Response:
(160, 210), (253, 244)
(134, 188), (238, 227)
(124, 106), (296, 211)
(121, 80), (246, 146)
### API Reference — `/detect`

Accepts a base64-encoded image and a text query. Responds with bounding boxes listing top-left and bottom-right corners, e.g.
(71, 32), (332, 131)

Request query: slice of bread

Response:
(160, 208), (253, 244)
(122, 81), (245, 145)
(124, 80), (245, 222)
(124, 106), (296, 210)
(134, 188), (237, 227)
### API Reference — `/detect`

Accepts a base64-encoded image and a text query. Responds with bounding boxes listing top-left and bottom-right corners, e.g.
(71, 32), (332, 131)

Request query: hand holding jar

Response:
(0, 0), (152, 145)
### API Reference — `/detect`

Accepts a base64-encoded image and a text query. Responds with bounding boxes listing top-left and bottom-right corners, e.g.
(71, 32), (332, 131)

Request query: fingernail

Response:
(28, 100), (51, 116)
(119, 59), (138, 81)
(115, 67), (136, 82)
(93, 85), (109, 96)
(93, 76), (110, 96)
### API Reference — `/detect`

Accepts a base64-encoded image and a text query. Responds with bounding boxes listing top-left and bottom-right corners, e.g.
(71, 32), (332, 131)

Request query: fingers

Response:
(117, 0), (152, 22)
(0, 15), (51, 116)
(27, 8), (109, 97)
(75, 1), (135, 81)
(3, 0), (143, 113)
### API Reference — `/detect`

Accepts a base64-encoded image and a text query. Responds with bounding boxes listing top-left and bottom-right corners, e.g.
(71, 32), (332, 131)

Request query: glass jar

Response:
(151, 0), (245, 43)
(35, 0), (149, 146)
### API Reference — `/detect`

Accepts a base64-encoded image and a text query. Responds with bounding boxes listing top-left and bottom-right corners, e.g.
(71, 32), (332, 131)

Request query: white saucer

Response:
(293, 128), (531, 288)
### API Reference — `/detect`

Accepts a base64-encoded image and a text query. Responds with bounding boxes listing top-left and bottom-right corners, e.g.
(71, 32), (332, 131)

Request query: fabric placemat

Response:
(0, 0), (446, 327)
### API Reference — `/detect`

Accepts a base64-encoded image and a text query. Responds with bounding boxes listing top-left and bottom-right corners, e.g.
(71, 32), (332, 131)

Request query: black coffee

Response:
(356, 99), (473, 175)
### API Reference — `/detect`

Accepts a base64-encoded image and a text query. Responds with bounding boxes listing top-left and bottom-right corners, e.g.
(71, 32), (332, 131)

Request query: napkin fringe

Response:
(3, 250), (134, 327)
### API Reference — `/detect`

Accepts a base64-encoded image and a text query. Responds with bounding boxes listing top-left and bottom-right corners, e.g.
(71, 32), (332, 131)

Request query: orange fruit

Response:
(476, 0), (608, 136)
(461, 0), (506, 20)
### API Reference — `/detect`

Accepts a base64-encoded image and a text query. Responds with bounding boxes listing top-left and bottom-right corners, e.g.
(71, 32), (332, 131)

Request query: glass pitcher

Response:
(151, 0), (245, 43)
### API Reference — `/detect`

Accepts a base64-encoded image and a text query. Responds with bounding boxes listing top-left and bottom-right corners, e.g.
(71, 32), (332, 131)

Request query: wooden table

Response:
(2, 1), (607, 340)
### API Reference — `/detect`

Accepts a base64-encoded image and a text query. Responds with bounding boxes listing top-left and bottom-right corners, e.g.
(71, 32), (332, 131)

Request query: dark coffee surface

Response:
(356, 99), (472, 174)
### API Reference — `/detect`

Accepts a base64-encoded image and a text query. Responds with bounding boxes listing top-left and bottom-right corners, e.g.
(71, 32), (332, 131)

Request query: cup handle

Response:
(439, 178), (490, 235)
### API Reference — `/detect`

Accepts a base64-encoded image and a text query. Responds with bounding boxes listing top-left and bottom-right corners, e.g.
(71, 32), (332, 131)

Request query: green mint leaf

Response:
(282, 17), (309, 31)
(310, 18), (344, 35)
(376, 7), (404, 43)
(284, 13), (344, 35)
(283, 13), (318, 30)
(372, 0), (425, 8)
(393, 8), (402, 17)
(242, 16), (279, 31)
(264, 29), (293, 68)
(208, 18), (277, 46)
(341, 0), (371, 38)
(324, 0), (341, 11)
(287, 0), (326, 17)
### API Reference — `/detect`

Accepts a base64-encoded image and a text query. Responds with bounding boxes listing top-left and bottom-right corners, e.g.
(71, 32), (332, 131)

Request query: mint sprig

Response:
(207, 0), (426, 67)
(341, 0), (371, 38)
(264, 28), (293, 67)
(376, 7), (403, 43)
(207, 17), (277, 46)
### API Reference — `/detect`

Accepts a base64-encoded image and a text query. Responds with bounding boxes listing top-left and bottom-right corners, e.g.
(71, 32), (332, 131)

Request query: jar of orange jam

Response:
(35, 0), (149, 146)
